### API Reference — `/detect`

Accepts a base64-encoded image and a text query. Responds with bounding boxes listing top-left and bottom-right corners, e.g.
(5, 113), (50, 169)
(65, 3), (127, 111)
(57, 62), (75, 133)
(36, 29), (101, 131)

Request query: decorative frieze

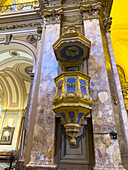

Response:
(0, 22), (41, 31)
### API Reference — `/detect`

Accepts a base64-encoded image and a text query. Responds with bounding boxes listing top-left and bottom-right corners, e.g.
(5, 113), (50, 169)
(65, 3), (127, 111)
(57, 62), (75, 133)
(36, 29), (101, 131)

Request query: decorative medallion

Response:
(9, 50), (20, 57)
(66, 46), (79, 57)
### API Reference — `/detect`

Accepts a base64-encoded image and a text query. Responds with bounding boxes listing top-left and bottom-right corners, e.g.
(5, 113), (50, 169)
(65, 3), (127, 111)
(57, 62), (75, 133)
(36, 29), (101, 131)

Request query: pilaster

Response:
(23, 26), (45, 168)
(106, 31), (128, 169)
(82, 8), (125, 170)
(25, 12), (61, 168)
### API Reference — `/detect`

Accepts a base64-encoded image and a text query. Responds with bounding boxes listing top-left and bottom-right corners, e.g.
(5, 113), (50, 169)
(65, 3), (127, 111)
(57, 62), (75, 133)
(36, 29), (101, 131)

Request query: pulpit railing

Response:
(0, 1), (39, 13)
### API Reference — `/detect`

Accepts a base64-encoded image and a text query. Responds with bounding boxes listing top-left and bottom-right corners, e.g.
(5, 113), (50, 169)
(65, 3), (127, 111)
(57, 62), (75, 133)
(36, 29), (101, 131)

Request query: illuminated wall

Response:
(0, 0), (127, 80)
(0, 0), (35, 6)
(110, 0), (128, 81)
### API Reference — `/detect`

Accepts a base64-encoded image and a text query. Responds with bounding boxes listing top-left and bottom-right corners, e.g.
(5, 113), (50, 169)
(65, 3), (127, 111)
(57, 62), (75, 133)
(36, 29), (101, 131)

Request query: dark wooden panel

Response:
(55, 117), (94, 170)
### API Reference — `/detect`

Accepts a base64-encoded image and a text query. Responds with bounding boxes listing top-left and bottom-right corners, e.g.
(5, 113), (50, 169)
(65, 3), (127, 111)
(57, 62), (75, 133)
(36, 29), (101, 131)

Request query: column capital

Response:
(103, 17), (112, 32)
(79, 2), (104, 20)
(41, 7), (64, 24)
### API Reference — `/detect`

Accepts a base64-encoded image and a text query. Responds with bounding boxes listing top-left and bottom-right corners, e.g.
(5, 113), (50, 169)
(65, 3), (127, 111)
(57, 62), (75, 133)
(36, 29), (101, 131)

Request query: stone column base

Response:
(25, 163), (57, 170)
(93, 166), (126, 170)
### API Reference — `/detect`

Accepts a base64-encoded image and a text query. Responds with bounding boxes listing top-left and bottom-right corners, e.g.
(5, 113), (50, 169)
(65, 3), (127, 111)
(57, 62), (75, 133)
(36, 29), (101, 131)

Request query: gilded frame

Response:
(0, 126), (15, 145)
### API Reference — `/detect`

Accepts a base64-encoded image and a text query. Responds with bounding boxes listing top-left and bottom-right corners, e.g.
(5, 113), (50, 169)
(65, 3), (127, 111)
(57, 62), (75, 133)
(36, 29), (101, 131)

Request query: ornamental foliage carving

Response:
(79, 1), (113, 32)
(0, 22), (41, 31)
(103, 17), (112, 32)
(79, 2), (104, 20)
(42, 8), (63, 24)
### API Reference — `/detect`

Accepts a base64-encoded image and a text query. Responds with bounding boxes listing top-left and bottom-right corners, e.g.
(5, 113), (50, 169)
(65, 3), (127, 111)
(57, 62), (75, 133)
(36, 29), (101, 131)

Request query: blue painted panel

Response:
(71, 131), (75, 134)
(80, 79), (86, 85)
(67, 78), (75, 84)
(67, 85), (75, 93)
(58, 80), (63, 86)
(57, 80), (62, 95)
(77, 113), (84, 124)
(57, 86), (62, 95)
(68, 111), (75, 123)
(80, 79), (87, 94)
(68, 70), (77, 72)
(60, 112), (67, 123)
(67, 78), (75, 93)
(81, 88), (87, 95)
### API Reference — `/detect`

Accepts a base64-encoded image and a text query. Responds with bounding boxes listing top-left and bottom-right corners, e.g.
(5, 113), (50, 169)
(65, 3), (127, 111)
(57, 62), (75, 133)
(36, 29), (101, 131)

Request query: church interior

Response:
(0, 0), (128, 170)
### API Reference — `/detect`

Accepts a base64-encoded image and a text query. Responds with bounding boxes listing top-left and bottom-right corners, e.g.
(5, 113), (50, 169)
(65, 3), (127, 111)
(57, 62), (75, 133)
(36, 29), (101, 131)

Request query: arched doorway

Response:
(0, 40), (36, 169)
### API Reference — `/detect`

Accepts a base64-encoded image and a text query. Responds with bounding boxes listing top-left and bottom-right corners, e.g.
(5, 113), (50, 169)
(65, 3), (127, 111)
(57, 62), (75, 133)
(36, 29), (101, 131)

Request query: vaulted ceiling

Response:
(0, 47), (33, 110)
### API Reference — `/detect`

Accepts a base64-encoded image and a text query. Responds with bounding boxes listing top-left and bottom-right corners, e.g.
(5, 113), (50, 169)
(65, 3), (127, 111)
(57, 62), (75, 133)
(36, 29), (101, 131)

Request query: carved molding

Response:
(0, 22), (41, 31)
(0, 14), (41, 25)
(41, 7), (63, 24)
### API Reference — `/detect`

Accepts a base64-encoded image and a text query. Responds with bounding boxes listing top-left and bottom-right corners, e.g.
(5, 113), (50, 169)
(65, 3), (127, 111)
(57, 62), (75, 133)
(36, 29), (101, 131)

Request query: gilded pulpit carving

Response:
(52, 26), (92, 146)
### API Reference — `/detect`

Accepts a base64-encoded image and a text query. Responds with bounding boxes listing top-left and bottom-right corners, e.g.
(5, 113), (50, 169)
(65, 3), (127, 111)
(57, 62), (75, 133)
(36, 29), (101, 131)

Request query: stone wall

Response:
(84, 19), (124, 169)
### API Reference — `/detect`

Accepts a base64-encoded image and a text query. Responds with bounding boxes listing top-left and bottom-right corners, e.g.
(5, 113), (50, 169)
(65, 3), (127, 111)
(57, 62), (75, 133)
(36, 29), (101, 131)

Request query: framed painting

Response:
(0, 126), (15, 145)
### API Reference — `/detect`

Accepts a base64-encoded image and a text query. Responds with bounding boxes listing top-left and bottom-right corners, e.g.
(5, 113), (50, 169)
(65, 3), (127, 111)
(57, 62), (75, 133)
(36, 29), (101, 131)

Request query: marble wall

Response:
(29, 24), (60, 166)
(106, 33), (128, 168)
(84, 19), (124, 169)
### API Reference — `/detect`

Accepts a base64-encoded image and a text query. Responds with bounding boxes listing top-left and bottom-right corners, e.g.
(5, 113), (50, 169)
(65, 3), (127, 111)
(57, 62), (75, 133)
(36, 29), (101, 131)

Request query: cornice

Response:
(0, 21), (42, 31)
(0, 12), (41, 24)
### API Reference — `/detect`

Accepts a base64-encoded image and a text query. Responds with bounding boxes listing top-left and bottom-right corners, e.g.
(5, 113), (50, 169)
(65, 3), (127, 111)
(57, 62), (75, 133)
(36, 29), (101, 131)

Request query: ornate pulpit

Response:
(52, 26), (92, 145)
